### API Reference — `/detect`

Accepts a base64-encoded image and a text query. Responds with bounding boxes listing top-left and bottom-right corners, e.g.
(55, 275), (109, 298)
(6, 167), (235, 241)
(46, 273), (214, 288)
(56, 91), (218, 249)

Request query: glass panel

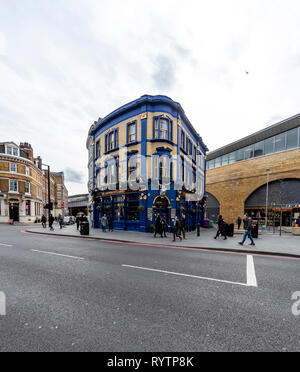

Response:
(274, 133), (286, 152)
(214, 157), (222, 168)
(221, 154), (229, 166)
(244, 145), (254, 160)
(236, 148), (245, 162)
(264, 137), (274, 154)
(254, 141), (264, 157)
(286, 127), (298, 149)
(160, 119), (168, 139)
(228, 152), (236, 164)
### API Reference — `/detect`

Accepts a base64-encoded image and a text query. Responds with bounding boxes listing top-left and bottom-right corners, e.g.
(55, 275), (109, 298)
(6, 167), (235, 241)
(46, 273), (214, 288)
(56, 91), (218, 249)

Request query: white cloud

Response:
(0, 32), (6, 56)
(0, 0), (300, 194)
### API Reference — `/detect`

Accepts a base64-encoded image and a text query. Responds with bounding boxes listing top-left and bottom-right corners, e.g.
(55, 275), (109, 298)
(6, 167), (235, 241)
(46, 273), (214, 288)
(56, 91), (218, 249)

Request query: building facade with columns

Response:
(89, 95), (208, 232)
(0, 142), (44, 223)
(206, 114), (300, 227)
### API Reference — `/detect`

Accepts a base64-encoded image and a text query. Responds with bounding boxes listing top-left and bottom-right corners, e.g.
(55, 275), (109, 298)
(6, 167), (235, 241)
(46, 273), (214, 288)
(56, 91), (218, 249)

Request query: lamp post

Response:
(42, 164), (51, 225)
(265, 168), (270, 230)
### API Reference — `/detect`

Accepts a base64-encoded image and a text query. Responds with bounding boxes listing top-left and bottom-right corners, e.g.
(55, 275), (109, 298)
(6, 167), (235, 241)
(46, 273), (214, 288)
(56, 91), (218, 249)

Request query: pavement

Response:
(25, 223), (300, 258)
(0, 224), (299, 352)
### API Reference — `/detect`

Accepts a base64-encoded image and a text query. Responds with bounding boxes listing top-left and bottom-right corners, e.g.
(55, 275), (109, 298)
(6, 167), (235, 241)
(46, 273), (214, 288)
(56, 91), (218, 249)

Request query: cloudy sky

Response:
(1, 0), (300, 195)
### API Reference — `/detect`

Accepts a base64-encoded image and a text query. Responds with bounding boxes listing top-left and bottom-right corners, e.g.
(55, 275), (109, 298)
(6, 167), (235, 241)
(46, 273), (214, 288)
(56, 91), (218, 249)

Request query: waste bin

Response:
(226, 223), (234, 237)
(80, 221), (90, 236)
(210, 220), (214, 228)
(252, 224), (259, 239)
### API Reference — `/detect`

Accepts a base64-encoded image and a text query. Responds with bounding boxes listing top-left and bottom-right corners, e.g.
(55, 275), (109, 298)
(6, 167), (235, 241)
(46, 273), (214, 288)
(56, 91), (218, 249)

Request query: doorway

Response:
(9, 201), (19, 222)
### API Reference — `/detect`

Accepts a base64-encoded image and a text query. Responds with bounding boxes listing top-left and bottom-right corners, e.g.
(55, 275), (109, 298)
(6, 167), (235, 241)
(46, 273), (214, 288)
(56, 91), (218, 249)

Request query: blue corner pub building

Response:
(88, 95), (208, 232)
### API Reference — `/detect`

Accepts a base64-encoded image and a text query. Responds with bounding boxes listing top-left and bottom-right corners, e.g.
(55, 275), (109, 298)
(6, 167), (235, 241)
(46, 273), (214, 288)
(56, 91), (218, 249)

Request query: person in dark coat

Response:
(49, 214), (55, 231)
(239, 217), (255, 246)
(108, 215), (114, 232)
(172, 216), (182, 242)
(180, 214), (186, 239)
(214, 215), (227, 240)
(237, 216), (242, 230)
(154, 214), (162, 238)
(161, 215), (168, 238)
(76, 216), (81, 230)
(41, 215), (47, 229)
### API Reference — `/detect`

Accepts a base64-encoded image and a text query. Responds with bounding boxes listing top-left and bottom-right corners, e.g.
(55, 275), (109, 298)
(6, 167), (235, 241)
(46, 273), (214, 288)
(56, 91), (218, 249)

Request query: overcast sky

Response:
(1, 0), (300, 195)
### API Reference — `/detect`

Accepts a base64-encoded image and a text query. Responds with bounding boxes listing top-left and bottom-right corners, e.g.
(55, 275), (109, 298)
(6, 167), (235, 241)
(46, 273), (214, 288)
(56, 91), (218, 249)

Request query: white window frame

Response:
(10, 162), (17, 173)
(25, 182), (30, 194)
(9, 179), (18, 192)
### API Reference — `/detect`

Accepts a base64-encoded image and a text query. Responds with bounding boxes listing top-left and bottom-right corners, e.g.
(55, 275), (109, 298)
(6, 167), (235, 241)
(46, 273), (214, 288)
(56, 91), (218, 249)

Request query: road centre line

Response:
(122, 264), (257, 288)
(31, 249), (85, 261)
(247, 255), (258, 287)
(0, 243), (13, 247)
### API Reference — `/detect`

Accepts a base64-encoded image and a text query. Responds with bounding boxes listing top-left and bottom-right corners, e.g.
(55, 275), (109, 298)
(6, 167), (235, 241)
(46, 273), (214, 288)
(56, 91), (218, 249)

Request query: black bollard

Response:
(197, 223), (200, 237)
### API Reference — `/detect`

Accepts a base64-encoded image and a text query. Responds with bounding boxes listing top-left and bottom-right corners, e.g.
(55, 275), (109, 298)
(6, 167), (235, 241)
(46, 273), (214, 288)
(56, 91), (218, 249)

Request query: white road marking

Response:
(0, 243), (13, 247)
(122, 264), (255, 287)
(31, 249), (85, 261)
(247, 255), (258, 287)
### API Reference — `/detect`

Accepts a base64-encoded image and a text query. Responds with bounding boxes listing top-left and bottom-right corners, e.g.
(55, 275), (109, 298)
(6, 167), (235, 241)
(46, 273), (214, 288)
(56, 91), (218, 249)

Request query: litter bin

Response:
(226, 223), (234, 237)
(210, 220), (214, 228)
(80, 221), (90, 236)
(252, 224), (259, 239)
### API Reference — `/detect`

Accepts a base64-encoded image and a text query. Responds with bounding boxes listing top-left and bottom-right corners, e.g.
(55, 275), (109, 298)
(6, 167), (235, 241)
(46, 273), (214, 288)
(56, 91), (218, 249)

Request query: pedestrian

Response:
(214, 215), (227, 240)
(296, 216), (300, 227)
(154, 214), (162, 238)
(108, 214), (114, 232)
(239, 217), (255, 246)
(161, 215), (168, 238)
(49, 214), (54, 231)
(58, 215), (63, 229)
(101, 214), (108, 232)
(41, 215), (47, 229)
(237, 216), (242, 230)
(243, 214), (248, 230)
(76, 215), (81, 230)
(171, 216), (182, 242)
(180, 214), (186, 239)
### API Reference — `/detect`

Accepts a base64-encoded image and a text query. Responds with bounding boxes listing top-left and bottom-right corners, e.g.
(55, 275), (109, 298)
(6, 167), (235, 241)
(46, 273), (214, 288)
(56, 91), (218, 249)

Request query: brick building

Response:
(0, 142), (68, 223)
(206, 114), (300, 226)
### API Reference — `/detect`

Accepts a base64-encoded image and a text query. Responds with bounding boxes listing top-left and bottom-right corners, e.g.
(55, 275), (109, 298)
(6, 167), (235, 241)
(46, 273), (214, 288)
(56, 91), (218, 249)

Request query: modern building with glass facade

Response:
(89, 95), (208, 232)
(206, 114), (300, 226)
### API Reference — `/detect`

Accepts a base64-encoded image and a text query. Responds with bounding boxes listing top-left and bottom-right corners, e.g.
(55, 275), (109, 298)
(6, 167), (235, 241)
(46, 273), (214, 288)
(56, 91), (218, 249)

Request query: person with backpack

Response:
(239, 216), (255, 246)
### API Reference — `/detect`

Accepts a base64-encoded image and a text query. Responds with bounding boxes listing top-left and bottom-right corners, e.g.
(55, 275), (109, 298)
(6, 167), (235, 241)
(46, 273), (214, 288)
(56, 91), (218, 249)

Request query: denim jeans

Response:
(241, 230), (254, 245)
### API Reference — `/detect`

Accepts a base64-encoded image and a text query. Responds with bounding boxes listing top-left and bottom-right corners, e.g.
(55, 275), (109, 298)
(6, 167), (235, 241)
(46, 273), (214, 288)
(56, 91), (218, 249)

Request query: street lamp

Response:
(265, 168), (270, 230)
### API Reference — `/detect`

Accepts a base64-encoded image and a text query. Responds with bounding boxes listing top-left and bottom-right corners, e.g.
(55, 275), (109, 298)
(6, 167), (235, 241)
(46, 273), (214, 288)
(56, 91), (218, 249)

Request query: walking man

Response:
(214, 215), (227, 240)
(154, 214), (162, 238)
(172, 216), (182, 242)
(237, 216), (242, 230)
(161, 215), (168, 238)
(180, 214), (186, 240)
(49, 214), (54, 231)
(41, 215), (47, 229)
(239, 217), (255, 246)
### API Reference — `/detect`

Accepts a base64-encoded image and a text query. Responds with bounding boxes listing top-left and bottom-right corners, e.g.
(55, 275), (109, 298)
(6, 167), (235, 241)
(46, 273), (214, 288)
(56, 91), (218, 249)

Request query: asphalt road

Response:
(0, 224), (299, 352)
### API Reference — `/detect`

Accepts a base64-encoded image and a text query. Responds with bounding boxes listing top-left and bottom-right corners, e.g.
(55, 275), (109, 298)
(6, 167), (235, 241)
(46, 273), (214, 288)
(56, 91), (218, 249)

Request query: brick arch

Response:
(242, 175), (300, 204)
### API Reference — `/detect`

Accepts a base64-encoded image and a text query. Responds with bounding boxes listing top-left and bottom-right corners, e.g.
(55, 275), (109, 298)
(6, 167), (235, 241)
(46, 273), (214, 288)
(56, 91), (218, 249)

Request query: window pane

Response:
(274, 133), (286, 152)
(228, 152), (236, 164)
(286, 128), (298, 149)
(254, 141), (264, 157)
(244, 145), (254, 160)
(214, 157), (221, 168)
(160, 119), (168, 139)
(221, 154), (229, 166)
(236, 148), (245, 162)
(264, 137), (274, 154)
